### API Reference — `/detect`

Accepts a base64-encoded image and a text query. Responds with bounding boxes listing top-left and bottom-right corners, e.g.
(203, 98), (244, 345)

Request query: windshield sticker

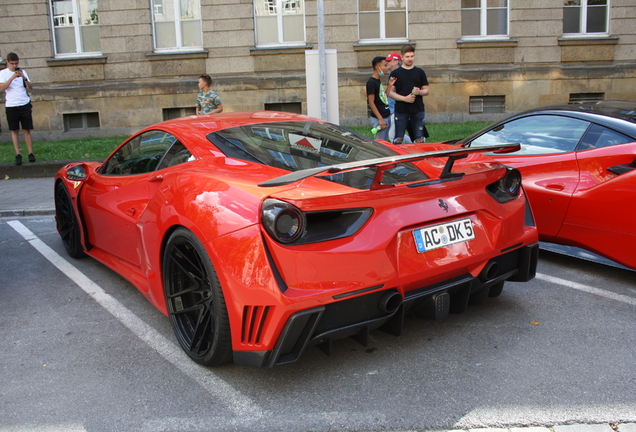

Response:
(289, 133), (322, 153)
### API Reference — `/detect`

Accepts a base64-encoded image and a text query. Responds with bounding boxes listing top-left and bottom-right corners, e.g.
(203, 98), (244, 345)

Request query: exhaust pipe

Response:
(480, 261), (499, 282)
(378, 291), (402, 314)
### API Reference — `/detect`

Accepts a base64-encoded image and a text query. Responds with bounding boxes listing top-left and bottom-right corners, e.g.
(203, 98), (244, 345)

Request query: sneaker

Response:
(15, 154), (22, 166)
(28, 153), (36, 162)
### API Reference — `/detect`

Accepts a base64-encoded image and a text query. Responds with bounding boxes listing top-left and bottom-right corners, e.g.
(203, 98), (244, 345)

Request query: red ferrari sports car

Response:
(55, 111), (538, 367)
(450, 100), (636, 270)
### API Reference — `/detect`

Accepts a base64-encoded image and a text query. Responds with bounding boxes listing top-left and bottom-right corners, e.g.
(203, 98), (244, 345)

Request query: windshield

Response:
(468, 115), (590, 155)
(207, 121), (428, 189)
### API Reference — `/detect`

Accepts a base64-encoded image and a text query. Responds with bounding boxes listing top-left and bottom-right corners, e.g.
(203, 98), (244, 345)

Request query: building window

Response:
(64, 112), (100, 130)
(563, 0), (609, 35)
(163, 107), (196, 120)
(254, 0), (305, 46)
(461, 0), (508, 39)
(569, 92), (604, 103)
(358, 0), (408, 41)
(469, 96), (505, 114)
(153, 0), (202, 50)
(264, 102), (302, 114)
(50, 0), (101, 56)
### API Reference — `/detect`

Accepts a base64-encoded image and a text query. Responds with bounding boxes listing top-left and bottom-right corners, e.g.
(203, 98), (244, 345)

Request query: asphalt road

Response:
(1, 217), (635, 432)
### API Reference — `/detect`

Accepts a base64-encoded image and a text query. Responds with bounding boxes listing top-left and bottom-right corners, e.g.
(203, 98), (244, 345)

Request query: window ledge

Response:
(145, 50), (208, 61)
(46, 56), (108, 67)
(250, 45), (313, 56)
(558, 36), (619, 46)
(353, 40), (412, 50)
(456, 39), (518, 49)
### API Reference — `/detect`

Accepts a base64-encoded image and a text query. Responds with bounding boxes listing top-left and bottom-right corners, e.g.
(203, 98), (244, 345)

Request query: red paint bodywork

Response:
(55, 112), (538, 365)
(493, 143), (636, 269)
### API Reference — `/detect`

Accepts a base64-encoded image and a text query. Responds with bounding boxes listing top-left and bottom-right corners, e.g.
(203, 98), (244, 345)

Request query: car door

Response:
(559, 124), (636, 266)
(467, 114), (590, 237)
(80, 131), (183, 267)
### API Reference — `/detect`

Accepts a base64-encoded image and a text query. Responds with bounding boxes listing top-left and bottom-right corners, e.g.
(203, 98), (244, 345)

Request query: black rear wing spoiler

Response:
(258, 143), (520, 188)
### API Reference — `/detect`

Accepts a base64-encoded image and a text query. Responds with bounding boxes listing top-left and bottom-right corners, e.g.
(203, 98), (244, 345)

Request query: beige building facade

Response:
(1, 0), (635, 140)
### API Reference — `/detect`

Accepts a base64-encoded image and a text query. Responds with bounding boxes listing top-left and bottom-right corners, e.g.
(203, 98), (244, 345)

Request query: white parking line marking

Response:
(8, 220), (264, 420)
(536, 272), (636, 306)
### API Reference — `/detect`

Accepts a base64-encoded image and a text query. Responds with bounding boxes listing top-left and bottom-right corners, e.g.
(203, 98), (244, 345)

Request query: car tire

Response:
(163, 228), (233, 366)
(55, 182), (85, 259)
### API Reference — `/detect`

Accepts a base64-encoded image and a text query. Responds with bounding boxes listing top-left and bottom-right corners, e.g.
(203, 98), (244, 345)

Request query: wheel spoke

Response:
(167, 244), (205, 286)
(189, 303), (214, 355)
(59, 224), (72, 240)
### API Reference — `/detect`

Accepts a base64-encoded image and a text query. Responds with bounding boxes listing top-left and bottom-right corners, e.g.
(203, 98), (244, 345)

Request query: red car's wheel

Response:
(55, 182), (85, 258)
(163, 228), (232, 366)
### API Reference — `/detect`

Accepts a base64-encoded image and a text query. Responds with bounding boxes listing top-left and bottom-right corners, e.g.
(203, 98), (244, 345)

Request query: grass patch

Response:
(0, 136), (125, 164)
(0, 121), (491, 163)
(348, 121), (490, 142)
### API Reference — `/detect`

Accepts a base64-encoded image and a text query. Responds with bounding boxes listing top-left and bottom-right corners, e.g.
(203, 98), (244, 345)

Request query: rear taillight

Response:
(487, 167), (522, 203)
(261, 198), (373, 245)
(262, 199), (306, 243)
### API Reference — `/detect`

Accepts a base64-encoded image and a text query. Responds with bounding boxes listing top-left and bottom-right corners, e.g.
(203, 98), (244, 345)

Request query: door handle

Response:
(545, 183), (565, 191)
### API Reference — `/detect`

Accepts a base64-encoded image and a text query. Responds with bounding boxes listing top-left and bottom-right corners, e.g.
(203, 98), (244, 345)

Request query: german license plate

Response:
(413, 218), (475, 253)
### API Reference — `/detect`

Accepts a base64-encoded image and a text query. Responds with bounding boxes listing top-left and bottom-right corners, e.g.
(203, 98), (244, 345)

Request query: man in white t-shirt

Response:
(0, 52), (35, 165)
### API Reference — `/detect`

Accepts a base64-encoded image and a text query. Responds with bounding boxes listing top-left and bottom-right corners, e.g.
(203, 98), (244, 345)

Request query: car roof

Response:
(152, 111), (318, 133)
(459, 100), (636, 144)
(520, 100), (636, 124)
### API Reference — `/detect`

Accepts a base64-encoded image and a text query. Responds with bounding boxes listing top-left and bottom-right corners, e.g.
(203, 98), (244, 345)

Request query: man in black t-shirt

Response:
(366, 56), (391, 141)
(389, 45), (429, 144)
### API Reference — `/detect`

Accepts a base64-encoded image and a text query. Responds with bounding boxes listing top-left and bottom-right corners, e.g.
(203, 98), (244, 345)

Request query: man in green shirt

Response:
(196, 75), (223, 115)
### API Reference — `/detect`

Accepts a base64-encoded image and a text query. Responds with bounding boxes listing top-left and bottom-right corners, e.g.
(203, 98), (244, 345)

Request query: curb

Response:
(0, 208), (56, 218)
(0, 159), (103, 179)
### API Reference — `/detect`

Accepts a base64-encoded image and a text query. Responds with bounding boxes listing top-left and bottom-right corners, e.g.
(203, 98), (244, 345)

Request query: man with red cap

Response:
(385, 52), (412, 143)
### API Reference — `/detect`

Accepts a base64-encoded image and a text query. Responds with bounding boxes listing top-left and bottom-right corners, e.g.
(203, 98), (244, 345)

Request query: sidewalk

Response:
(0, 159), (71, 218)
(0, 176), (56, 217)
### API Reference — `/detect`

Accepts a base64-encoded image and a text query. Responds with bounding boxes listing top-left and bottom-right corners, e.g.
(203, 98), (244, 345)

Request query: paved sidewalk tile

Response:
(0, 177), (55, 217)
(553, 424), (615, 432)
(509, 428), (552, 432)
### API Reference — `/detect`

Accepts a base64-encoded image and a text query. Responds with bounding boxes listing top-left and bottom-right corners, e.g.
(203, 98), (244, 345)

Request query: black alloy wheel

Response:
(163, 228), (232, 366)
(55, 182), (85, 258)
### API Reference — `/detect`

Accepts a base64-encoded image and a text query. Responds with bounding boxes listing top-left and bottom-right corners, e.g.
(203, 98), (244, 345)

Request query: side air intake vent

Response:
(241, 306), (271, 345)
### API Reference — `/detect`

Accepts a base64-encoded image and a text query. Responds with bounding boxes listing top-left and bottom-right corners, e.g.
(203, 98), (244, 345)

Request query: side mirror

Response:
(66, 165), (87, 181)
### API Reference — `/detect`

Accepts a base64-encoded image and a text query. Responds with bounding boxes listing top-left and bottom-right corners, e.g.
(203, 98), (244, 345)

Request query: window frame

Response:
(460, 0), (510, 40)
(562, 0), (610, 37)
(49, 0), (101, 57)
(101, 130), (191, 176)
(63, 112), (100, 131)
(469, 115), (591, 156)
(357, 0), (409, 43)
(469, 95), (506, 114)
(151, 0), (203, 52)
(254, 0), (306, 47)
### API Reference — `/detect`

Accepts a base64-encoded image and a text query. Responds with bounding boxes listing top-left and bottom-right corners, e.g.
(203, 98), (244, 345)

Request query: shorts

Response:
(6, 103), (33, 131)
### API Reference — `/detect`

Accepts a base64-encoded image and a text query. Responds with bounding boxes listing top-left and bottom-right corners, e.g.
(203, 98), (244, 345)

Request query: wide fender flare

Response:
(137, 172), (264, 314)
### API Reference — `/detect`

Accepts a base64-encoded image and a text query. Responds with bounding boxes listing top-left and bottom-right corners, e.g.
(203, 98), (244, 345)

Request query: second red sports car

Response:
(452, 100), (636, 270)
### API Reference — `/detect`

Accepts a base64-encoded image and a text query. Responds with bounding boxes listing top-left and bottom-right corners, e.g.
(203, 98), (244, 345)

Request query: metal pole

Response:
(317, 0), (328, 120)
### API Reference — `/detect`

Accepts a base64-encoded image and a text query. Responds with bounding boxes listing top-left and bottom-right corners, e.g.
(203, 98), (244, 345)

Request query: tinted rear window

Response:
(207, 121), (428, 189)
